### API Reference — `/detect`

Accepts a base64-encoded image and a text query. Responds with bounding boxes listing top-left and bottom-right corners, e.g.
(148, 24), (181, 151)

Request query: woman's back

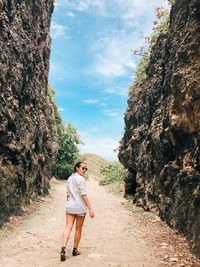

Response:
(66, 173), (87, 214)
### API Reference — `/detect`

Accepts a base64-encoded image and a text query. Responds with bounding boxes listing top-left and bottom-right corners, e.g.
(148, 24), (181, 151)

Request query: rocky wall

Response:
(0, 0), (56, 225)
(119, 0), (200, 256)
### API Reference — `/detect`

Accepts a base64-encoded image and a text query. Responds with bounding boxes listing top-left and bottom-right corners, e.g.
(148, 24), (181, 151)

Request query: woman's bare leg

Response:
(62, 214), (76, 247)
(73, 215), (85, 249)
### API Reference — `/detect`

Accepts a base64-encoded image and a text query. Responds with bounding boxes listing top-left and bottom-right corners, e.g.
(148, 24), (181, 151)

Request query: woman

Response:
(60, 162), (94, 261)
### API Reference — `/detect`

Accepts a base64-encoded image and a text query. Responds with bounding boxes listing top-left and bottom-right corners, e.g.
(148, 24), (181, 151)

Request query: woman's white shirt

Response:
(66, 172), (87, 214)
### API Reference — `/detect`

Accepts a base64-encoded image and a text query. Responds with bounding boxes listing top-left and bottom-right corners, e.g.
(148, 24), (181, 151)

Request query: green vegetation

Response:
(0, 228), (8, 239)
(54, 123), (82, 179)
(133, 52), (149, 89)
(48, 85), (82, 179)
(168, 0), (176, 4)
(48, 85), (63, 136)
(99, 161), (126, 186)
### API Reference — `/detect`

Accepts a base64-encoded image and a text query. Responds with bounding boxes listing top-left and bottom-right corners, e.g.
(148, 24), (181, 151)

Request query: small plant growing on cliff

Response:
(150, 7), (170, 48)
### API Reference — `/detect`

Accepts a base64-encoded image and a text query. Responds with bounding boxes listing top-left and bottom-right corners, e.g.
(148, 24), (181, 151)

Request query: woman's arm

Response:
(82, 195), (94, 218)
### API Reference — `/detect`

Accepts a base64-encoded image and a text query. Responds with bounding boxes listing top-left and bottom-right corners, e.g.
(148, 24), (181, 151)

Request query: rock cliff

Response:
(119, 0), (200, 256)
(0, 0), (56, 225)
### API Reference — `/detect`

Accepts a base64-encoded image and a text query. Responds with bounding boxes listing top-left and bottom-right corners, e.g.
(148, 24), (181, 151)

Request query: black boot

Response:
(60, 247), (66, 261)
(72, 248), (81, 256)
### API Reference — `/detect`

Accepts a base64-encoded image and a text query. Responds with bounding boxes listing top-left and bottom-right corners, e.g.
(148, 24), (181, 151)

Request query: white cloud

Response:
(53, 0), (170, 79)
(87, 127), (99, 132)
(99, 102), (108, 106)
(64, 0), (106, 13)
(103, 109), (121, 117)
(79, 131), (120, 161)
(103, 87), (128, 96)
(126, 60), (137, 69)
(119, 0), (170, 26)
(90, 29), (137, 78)
(58, 107), (67, 111)
(83, 98), (108, 106)
(63, 0), (170, 23)
(50, 22), (69, 39)
(83, 99), (99, 104)
(64, 0), (170, 79)
(67, 11), (76, 17)
(95, 57), (127, 77)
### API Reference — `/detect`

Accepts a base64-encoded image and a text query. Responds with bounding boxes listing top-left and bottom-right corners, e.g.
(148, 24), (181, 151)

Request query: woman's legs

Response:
(73, 215), (85, 249)
(62, 214), (76, 248)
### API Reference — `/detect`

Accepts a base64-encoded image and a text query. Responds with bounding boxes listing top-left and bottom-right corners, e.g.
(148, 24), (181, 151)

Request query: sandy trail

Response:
(0, 177), (163, 267)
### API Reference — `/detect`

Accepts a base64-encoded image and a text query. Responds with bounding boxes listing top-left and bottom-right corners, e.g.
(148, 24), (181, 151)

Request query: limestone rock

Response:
(0, 0), (56, 225)
(119, 0), (200, 257)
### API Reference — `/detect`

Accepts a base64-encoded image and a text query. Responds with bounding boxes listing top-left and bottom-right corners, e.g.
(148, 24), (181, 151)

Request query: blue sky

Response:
(49, 0), (170, 161)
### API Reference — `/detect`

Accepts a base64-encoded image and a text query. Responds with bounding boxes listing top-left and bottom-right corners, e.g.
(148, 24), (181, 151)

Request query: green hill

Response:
(81, 153), (111, 179)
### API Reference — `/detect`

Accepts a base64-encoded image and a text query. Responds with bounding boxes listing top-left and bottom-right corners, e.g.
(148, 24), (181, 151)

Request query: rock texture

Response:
(119, 0), (200, 257)
(0, 0), (56, 225)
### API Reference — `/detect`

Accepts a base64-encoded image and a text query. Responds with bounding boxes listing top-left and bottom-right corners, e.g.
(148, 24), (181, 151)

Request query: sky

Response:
(49, 0), (170, 161)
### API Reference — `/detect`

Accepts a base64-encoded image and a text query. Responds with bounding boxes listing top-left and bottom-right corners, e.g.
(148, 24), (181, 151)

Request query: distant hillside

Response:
(81, 153), (110, 178)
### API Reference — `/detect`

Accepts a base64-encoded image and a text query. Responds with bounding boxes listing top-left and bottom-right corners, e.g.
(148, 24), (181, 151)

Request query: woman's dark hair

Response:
(73, 162), (83, 173)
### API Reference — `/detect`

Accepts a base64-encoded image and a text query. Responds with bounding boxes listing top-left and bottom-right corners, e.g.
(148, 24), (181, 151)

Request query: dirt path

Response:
(0, 177), (199, 267)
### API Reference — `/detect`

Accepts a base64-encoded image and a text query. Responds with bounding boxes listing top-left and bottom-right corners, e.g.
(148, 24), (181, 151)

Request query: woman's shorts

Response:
(66, 212), (86, 217)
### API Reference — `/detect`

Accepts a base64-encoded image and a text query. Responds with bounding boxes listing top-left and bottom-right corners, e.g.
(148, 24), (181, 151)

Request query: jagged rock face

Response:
(0, 0), (56, 225)
(119, 0), (200, 257)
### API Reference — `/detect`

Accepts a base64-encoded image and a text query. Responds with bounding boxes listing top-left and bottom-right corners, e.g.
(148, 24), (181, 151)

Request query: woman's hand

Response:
(89, 208), (94, 218)
(82, 195), (94, 218)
